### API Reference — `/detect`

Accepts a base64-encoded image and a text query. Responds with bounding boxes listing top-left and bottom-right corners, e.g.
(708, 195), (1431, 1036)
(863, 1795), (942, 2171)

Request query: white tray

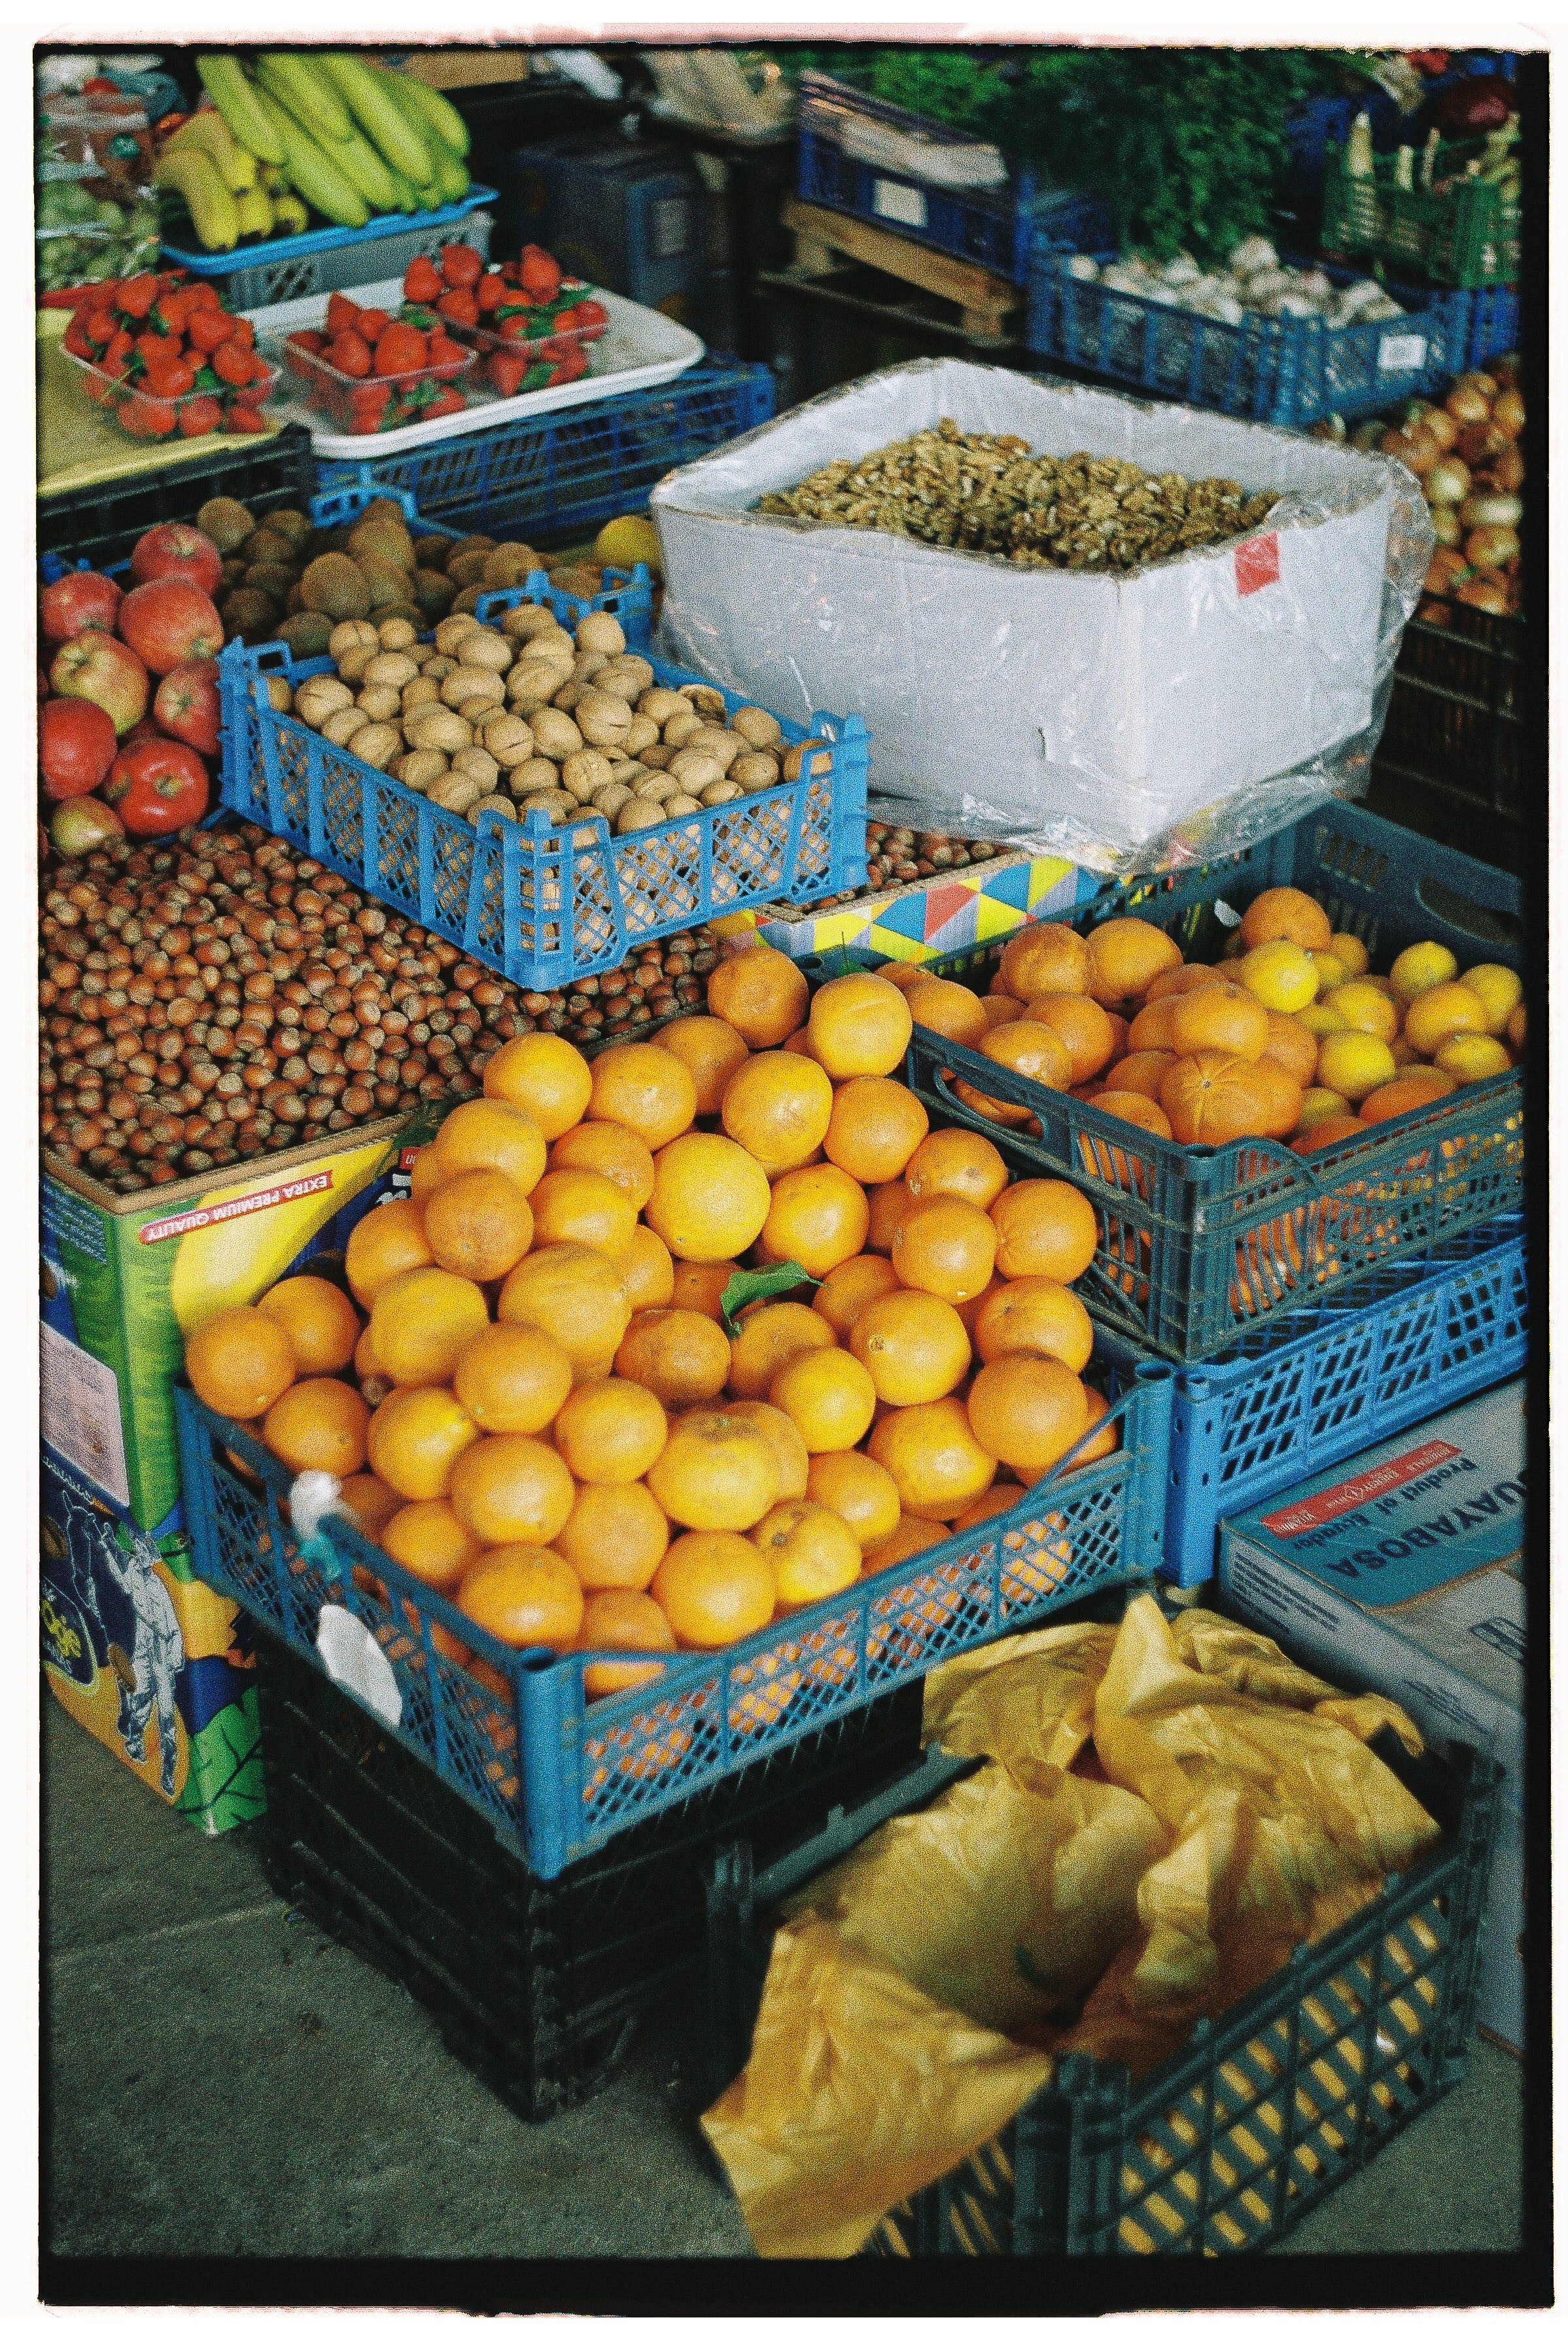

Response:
(244, 277), (706, 459)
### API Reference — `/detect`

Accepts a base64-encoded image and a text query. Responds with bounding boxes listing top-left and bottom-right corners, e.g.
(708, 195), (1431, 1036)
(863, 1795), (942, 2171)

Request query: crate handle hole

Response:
(1413, 876), (1520, 956)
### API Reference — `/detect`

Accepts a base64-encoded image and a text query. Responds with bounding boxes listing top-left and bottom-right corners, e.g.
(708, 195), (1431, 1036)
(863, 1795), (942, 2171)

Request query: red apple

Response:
(40, 695), (118, 800)
(117, 578), (223, 677)
(153, 658), (221, 758)
(39, 568), (122, 645)
(130, 522), (224, 597)
(51, 794), (125, 856)
(105, 737), (211, 836)
(122, 715), (161, 749)
(50, 631), (149, 735)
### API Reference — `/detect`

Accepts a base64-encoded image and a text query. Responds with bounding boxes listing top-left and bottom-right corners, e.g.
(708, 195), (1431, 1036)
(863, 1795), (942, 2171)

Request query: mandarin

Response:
(868, 1396), (998, 1521)
(1160, 1053), (1280, 1145)
(615, 1307), (731, 1408)
(588, 1042), (697, 1150)
(1145, 962), (1227, 1003)
(1238, 887), (1333, 954)
(421, 1169), (534, 1282)
(433, 1096), (547, 1196)
(721, 1049), (833, 1174)
(652, 1013), (751, 1115)
(622, 1223), (676, 1312)
(186, 1305), (297, 1420)
(752, 1500), (862, 1611)
(370, 1265), (489, 1388)
(456, 1544), (584, 1651)
(823, 1076), (929, 1186)
(998, 923), (1092, 1002)
(706, 945), (809, 1048)
(645, 1131), (771, 1263)
(549, 1119), (657, 1209)
(807, 972), (913, 1078)
(964, 1020), (1073, 1121)
(366, 1384), (479, 1501)
(553, 1376), (669, 1484)
(575, 1588), (677, 1697)
(263, 1377), (368, 1477)
(1062, 1384), (1118, 1471)
(482, 1030), (592, 1138)
(1402, 981), (1488, 1057)
(978, 993), (1025, 1030)
(337, 1473), (402, 1540)
(951, 1483), (1026, 1531)
(1127, 999), (1177, 1053)
(905, 1127), (1009, 1210)
(973, 1276), (1093, 1372)
(1259, 1012), (1319, 1088)
(257, 1275), (360, 1377)
(848, 1287), (971, 1405)
(769, 1346), (878, 1454)
(528, 1166), (636, 1263)
(497, 1242), (631, 1382)
(1291, 1116), (1365, 1153)
(864, 1179), (918, 1254)
(1025, 993), (1116, 1085)
(647, 1409), (780, 1530)
(451, 1320), (572, 1437)
(1084, 916), (1182, 1005)
(864, 1514), (948, 1570)
(1315, 1031), (1398, 1104)
(652, 1530), (776, 1648)
(806, 1449), (901, 1552)
(761, 1163), (871, 1280)
(671, 1261), (740, 1320)
(381, 1499), (482, 1591)
(727, 1301), (834, 1402)
(812, 1252), (901, 1337)
(989, 1178), (1097, 1282)
(1359, 1068), (1459, 1122)
(966, 1355), (1088, 1479)
(345, 1199), (434, 1309)
(1331, 981), (1400, 1042)
(723, 1400), (810, 1502)
(905, 976), (988, 1047)
(556, 1481), (671, 1593)
(1170, 984), (1270, 1062)
(409, 1146), (444, 1206)
(448, 1432), (576, 1548)
(1085, 1089), (1172, 1142)
(892, 1194), (998, 1304)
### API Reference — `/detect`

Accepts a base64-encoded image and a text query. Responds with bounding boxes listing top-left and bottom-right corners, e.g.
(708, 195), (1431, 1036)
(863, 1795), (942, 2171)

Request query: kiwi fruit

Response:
(357, 557), (413, 612)
(197, 496), (256, 554)
(286, 582), (306, 614)
(445, 548), (494, 590)
(221, 590), (281, 639)
(302, 553), (373, 622)
(413, 536), (453, 568)
(374, 601), (424, 630)
(244, 561), (298, 603)
(266, 508), (312, 542)
(411, 567), (457, 618)
(451, 584), (491, 616)
(482, 543), (541, 588)
(241, 530), (296, 572)
(447, 535), (497, 560)
(279, 611), (337, 659)
(219, 557), (250, 591)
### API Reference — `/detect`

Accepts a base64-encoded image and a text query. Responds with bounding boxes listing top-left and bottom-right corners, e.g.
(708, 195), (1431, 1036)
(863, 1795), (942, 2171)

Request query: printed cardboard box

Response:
(1217, 1377), (1526, 2052)
(753, 851), (1097, 964)
(41, 1445), (262, 1835)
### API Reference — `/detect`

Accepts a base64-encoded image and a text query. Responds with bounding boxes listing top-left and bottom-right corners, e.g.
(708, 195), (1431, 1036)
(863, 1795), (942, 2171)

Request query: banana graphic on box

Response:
(168, 1136), (395, 1337)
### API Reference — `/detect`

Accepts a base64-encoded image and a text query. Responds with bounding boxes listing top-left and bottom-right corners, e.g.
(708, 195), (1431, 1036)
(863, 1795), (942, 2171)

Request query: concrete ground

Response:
(43, 1695), (1524, 2265)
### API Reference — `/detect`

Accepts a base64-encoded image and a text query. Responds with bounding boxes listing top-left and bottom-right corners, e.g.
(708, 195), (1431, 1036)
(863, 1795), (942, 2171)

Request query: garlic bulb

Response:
(1229, 234), (1278, 277)
(1067, 254), (1101, 281)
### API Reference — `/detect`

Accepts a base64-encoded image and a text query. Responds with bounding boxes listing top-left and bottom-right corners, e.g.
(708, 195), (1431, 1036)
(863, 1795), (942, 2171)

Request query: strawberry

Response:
(326, 329), (373, 379)
(226, 316), (256, 349)
(62, 315), (94, 359)
(487, 350), (528, 397)
(427, 332), (468, 370)
(118, 273), (160, 319)
(374, 323), (429, 376)
(134, 330), (168, 365)
(186, 308), (233, 353)
(440, 242), (482, 289)
(155, 289), (189, 334)
(212, 340), (255, 387)
(225, 402), (268, 434)
(476, 272), (508, 312)
(105, 329), (135, 364)
(287, 328), (328, 355)
(356, 308), (391, 343)
(184, 281), (222, 313)
(403, 255), (442, 303)
(81, 309), (116, 347)
(424, 386), (465, 419)
(325, 291), (362, 337)
(179, 395), (222, 437)
(573, 297), (609, 342)
(518, 244), (562, 302)
(498, 312), (540, 344)
(145, 358), (196, 396)
(435, 287), (479, 327)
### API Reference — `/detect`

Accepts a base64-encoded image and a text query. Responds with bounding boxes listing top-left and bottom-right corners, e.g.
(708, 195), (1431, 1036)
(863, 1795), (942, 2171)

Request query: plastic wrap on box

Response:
(652, 359), (1433, 876)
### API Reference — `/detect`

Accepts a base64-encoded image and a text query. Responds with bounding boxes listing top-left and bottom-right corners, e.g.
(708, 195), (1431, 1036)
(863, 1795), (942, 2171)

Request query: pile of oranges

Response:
(901, 888), (1523, 1153)
(183, 946), (1121, 1702)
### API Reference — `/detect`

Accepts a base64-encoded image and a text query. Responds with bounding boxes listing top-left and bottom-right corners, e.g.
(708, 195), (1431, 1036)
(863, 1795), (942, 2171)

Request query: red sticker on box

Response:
(1260, 1439), (1461, 1537)
(1234, 533), (1280, 596)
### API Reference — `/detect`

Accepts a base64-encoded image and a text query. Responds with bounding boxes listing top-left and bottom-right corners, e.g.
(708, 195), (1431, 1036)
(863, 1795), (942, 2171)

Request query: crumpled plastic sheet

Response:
(701, 1593), (1438, 2257)
(652, 359), (1434, 878)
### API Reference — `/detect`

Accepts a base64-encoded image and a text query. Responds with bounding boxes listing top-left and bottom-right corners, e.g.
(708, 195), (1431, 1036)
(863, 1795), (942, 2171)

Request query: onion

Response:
(1492, 387), (1525, 440)
(1429, 503), (1463, 548)
(1456, 578), (1510, 616)
(1418, 406), (1460, 454)
(1424, 456), (1471, 506)
(1493, 352), (1520, 387)
(1456, 420), (1506, 468)
(1445, 383), (1492, 425)
(1456, 370), (1499, 402)
(1459, 491), (1522, 530)
(1424, 548), (1470, 595)
(1486, 445), (1525, 495)
(1465, 525), (1520, 571)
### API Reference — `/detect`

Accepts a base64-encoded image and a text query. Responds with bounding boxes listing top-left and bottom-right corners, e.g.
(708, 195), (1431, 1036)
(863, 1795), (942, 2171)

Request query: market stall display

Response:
(57, 270), (273, 444)
(37, 86), (160, 300)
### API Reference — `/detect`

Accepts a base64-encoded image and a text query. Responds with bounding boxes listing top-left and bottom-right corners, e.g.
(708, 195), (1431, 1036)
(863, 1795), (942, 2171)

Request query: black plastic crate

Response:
(1370, 602), (1525, 873)
(253, 1628), (924, 2124)
(706, 1729), (1499, 2254)
(36, 421), (315, 571)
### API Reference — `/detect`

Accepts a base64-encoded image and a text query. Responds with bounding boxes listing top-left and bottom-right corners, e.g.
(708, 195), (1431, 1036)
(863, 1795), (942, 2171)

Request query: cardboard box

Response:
(41, 1446), (261, 1835)
(393, 49), (532, 90)
(41, 1121), (406, 1532)
(1218, 1378), (1526, 2051)
(754, 850), (1096, 963)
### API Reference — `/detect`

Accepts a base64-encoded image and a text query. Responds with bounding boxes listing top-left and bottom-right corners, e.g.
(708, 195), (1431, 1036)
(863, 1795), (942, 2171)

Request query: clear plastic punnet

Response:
(652, 359), (1434, 876)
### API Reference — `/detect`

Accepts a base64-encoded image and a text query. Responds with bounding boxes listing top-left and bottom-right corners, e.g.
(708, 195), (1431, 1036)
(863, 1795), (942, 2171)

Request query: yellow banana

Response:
(271, 192), (309, 236)
(166, 108), (256, 193)
(257, 160), (285, 191)
(153, 147), (239, 252)
(235, 186), (273, 238)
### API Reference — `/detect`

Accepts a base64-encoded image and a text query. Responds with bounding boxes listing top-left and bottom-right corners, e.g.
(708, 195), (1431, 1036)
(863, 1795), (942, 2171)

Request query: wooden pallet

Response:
(782, 196), (1018, 345)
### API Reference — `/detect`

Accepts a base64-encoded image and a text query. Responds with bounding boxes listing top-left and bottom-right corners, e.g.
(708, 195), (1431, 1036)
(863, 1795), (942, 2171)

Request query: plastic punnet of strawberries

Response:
(61, 270), (273, 441)
(281, 282), (475, 436)
(402, 241), (609, 400)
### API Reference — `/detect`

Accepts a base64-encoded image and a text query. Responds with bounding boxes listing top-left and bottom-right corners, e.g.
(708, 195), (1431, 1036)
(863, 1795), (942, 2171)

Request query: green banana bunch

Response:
(164, 108), (256, 192)
(196, 54), (283, 166)
(249, 81), (368, 230)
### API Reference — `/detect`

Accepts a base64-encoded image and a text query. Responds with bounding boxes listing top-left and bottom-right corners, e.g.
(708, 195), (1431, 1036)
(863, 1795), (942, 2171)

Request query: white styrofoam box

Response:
(652, 359), (1432, 873)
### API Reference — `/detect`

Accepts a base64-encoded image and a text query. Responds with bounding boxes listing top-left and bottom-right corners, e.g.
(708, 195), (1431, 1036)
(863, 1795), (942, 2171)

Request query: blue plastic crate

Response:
(314, 357), (775, 540)
(512, 136), (707, 323)
(218, 625), (865, 991)
(174, 1343), (1172, 1876)
(1098, 1218), (1527, 1586)
(162, 188), (496, 310)
(1283, 56), (1518, 205)
(795, 70), (1107, 287)
(1465, 283), (1521, 369)
(1024, 247), (1472, 425)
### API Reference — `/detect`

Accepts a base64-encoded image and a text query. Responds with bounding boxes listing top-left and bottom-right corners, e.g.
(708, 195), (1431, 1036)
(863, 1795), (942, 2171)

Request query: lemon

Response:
(1435, 1033), (1512, 1083)
(1402, 980), (1487, 1057)
(1390, 940), (1459, 1004)
(1316, 1031), (1397, 1104)
(1459, 963), (1523, 1036)
(1312, 951), (1349, 994)
(1330, 980), (1399, 1042)
(1297, 1087), (1351, 1130)
(1327, 932), (1370, 977)
(1238, 939), (1317, 1014)
(1297, 1002), (1346, 1040)
(593, 515), (662, 578)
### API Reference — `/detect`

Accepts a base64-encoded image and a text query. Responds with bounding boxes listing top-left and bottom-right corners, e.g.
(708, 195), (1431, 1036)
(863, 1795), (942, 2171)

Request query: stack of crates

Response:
(511, 132), (711, 329)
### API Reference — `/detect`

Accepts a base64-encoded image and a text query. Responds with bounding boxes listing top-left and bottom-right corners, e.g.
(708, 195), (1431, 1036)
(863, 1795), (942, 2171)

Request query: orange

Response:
(864, 1514), (948, 1571)
(263, 1377), (368, 1477)
(706, 944), (809, 1047)
(1239, 887), (1332, 954)
(751, 1500), (862, 1612)
(813, 1252), (900, 1337)
(954, 1276), (1002, 1336)
(553, 1377), (668, 1484)
(892, 1195), (998, 1303)
(1328, 933), (1370, 978)
(652, 1530), (776, 1648)
(588, 1042), (697, 1150)
(1026, 993), (1116, 1085)
(1126, 999), (1178, 1054)
(451, 1321), (572, 1435)
(557, 1482), (670, 1593)
(823, 1076), (929, 1186)
(336, 1473), (402, 1541)
(575, 1588), (677, 1697)
(1238, 940), (1319, 1016)
(998, 923), (1092, 1002)
(1402, 981), (1488, 1057)
(615, 1307), (731, 1408)
(1459, 964), (1522, 1037)
(1084, 917), (1182, 1006)
(1359, 1068), (1459, 1123)
(1062, 1384), (1118, 1471)
(448, 1432), (576, 1547)
(622, 1223), (676, 1312)
(1434, 1034), (1511, 1083)
(1160, 1053), (1282, 1146)
(723, 1400), (810, 1502)
(1315, 1031), (1399, 1105)
(966, 1356), (1089, 1479)
(652, 1014), (751, 1115)
(720, 1049), (833, 1174)
(872, 960), (930, 993)
(727, 1301), (834, 1401)
(408, 1146), (444, 1206)
(761, 1163), (871, 1279)
(549, 1119), (656, 1209)
(848, 1288), (970, 1405)
(671, 1260), (739, 1320)
(370, 1265), (489, 1388)
(257, 1275), (360, 1377)
(807, 972), (913, 1078)
(482, 1030), (593, 1139)
(432, 1096), (547, 1197)
(973, 1277), (1094, 1372)
(1145, 962), (1227, 1004)
(957, 1020), (1071, 1123)
(345, 1199), (434, 1309)
(989, 1178), (1097, 1282)
(1246, 1059), (1307, 1140)
(904, 976), (988, 1047)
(367, 1384), (479, 1501)
(979, 993), (1025, 1030)
(769, 1347), (878, 1454)
(864, 1179), (917, 1254)
(1296, 1085), (1352, 1132)
(527, 1166), (636, 1263)
(1389, 940), (1459, 1004)
(1170, 984), (1270, 1062)
(868, 1396), (997, 1521)
(498, 1244), (631, 1383)
(456, 1544), (584, 1651)
(1331, 981), (1399, 1042)
(1085, 1090), (1172, 1144)
(644, 1131), (771, 1263)
(806, 1450), (901, 1552)
(1292, 1117), (1365, 1154)
(905, 1127), (1008, 1210)
(421, 1169), (534, 1282)
(951, 1483), (1024, 1532)
(381, 1499), (482, 1592)
(185, 1305), (297, 1420)
(646, 1409), (780, 1530)
(1259, 1012), (1318, 1089)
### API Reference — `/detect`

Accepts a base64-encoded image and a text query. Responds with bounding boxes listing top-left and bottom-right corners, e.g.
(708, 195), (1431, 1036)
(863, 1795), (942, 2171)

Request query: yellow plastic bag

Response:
(702, 1595), (1441, 2257)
